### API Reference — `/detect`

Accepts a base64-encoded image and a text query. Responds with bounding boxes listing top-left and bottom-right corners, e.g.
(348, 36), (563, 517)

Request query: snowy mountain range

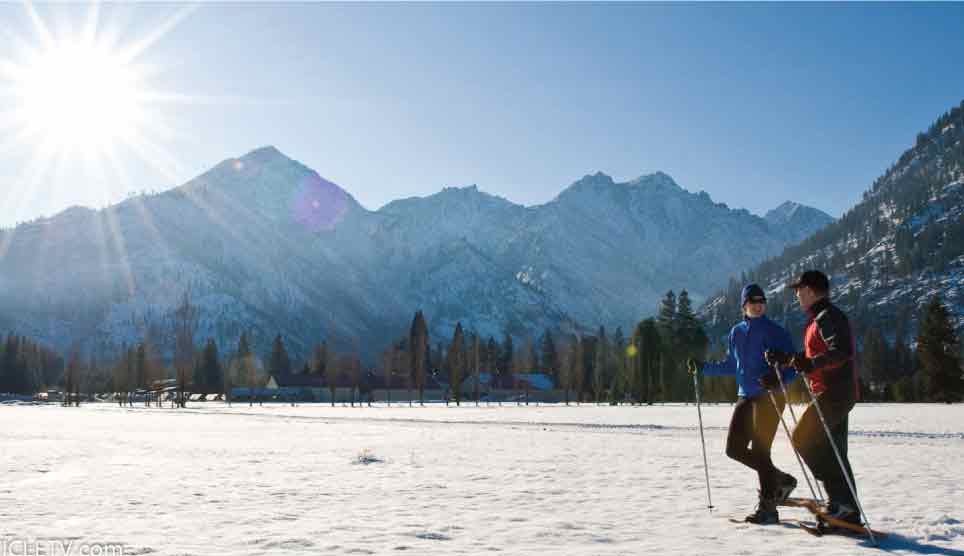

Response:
(700, 100), (964, 351)
(764, 201), (835, 240)
(0, 146), (832, 361)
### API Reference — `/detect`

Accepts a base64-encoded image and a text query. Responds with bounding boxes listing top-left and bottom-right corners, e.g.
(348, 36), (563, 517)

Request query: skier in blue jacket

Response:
(687, 284), (798, 524)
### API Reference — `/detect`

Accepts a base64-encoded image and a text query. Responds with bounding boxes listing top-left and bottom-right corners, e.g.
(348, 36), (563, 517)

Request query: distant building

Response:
(512, 372), (555, 391)
(265, 373), (327, 390)
(263, 373), (328, 401)
(459, 371), (555, 394)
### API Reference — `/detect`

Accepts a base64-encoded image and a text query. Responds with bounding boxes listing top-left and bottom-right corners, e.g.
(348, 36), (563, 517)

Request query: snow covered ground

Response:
(2, 402), (963, 555)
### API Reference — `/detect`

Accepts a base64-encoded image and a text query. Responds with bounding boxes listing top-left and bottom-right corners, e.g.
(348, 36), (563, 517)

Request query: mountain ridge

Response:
(0, 146), (833, 362)
(699, 99), (964, 379)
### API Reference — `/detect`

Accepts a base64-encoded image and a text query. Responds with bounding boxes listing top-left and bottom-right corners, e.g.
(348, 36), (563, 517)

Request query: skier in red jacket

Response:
(766, 270), (862, 527)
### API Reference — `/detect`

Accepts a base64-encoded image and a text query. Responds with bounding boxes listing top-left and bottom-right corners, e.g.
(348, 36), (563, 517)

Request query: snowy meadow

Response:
(2, 402), (963, 556)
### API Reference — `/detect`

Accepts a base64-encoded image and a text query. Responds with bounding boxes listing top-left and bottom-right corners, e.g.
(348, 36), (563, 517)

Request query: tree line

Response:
(4, 287), (960, 405)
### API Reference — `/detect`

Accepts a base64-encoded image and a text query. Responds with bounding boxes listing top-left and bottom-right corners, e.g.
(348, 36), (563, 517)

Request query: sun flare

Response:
(12, 39), (145, 153)
(0, 2), (198, 185)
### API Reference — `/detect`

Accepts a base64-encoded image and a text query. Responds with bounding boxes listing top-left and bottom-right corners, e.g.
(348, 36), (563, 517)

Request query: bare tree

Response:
(383, 344), (395, 406)
(573, 337), (585, 405)
(558, 336), (572, 406)
(63, 346), (82, 407)
(245, 355), (260, 407)
(472, 333), (481, 406)
(173, 291), (199, 409)
(593, 326), (609, 405)
(326, 348), (338, 406)
(224, 355), (234, 407)
(560, 334), (582, 406)
(349, 339), (361, 407)
(112, 345), (129, 406)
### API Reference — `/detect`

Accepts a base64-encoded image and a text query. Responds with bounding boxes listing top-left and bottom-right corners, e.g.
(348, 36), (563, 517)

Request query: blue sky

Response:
(2, 2), (963, 228)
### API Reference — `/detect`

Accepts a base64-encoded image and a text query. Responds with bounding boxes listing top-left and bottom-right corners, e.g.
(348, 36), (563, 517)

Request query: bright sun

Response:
(14, 38), (144, 151)
(0, 3), (196, 174)
(13, 39), (144, 153)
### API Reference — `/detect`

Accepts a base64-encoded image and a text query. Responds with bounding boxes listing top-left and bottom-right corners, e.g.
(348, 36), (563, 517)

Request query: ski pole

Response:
(773, 363), (824, 502)
(802, 379), (877, 546)
(766, 388), (820, 502)
(692, 372), (714, 511)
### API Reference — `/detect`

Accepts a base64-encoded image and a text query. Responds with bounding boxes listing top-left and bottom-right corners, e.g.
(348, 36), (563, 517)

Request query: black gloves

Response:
(759, 370), (781, 390)
(764, 350), (791, 367)
(789, 352), (814, 374)
(687, 358), (703, 376)
(766, 349), (815, 374)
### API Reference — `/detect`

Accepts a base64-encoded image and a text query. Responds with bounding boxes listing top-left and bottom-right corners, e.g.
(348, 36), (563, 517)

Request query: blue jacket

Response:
(702, 315), (796, 399)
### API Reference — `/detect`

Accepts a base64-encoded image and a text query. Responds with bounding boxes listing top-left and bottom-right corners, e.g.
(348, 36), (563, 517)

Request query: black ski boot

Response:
(745, 493), (779, 525)
(816, 502), (861, 533)
(774, 473), (797, 504)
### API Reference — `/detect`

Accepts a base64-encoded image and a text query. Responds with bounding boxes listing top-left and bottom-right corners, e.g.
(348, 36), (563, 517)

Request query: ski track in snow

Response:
(2, 403), (963, 556)
(131, 407), (964, 442)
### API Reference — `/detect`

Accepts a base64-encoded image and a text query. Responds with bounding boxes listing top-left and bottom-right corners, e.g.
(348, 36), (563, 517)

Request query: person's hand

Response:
(759, 370), (780, 390)
(789, 352), (814, 374)
(687, 358), (702, 376)
(764, 350), (791, 367)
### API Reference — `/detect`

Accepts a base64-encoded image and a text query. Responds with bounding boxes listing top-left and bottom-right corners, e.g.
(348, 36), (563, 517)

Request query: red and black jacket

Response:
(803, 297), (859, 402)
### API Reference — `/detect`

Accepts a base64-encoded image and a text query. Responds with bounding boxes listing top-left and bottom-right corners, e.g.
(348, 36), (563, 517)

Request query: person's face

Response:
(795, 286), (818, 311)
(744, 300), (766, 318)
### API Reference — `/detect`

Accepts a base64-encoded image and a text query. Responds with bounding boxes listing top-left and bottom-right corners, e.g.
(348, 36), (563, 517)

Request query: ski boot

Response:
(773, 473), (797, 504)
(745, 492), (779, 525)
(816, 503), (861, 534)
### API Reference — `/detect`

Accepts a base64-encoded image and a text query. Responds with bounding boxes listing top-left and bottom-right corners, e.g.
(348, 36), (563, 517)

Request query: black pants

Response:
(792, 394), (857, 508)
(726, 393), (786, 498)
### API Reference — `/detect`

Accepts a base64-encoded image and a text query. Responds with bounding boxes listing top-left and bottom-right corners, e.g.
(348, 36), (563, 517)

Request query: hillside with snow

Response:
(765, 201), (835, 240)
(701, 100), (964, 361)
(0, 147), (829, 361)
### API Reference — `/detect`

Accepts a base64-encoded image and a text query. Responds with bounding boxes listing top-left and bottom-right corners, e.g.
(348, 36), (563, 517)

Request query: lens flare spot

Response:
(232, 160), (244, 171)
(291, 174), (349, 232)
(626, 344), (638, 358)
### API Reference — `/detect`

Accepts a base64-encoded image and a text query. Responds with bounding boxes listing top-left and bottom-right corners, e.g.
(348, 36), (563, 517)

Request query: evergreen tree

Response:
(499, 332), (514, 386)
(658, 290), (677, 330)
(200, 339), (222, 393)
(539, 329), (558, 384)
(631, 318), (663, 404)
(409, 311), (429, 405)
(268, 334), (291, 376)
(447, 323), (466, 405)
(916, 295), (964, 402)
(862, 328), (891, 387)
(675, 290), (708, 401)
(655, 291), (678, 401)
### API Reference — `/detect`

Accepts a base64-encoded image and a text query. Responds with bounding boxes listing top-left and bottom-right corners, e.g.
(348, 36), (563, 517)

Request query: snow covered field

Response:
(2, 402), (963, 555)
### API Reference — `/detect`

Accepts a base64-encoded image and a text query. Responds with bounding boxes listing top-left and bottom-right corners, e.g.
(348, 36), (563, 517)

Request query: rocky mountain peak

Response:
(629, 171), (682, 192)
